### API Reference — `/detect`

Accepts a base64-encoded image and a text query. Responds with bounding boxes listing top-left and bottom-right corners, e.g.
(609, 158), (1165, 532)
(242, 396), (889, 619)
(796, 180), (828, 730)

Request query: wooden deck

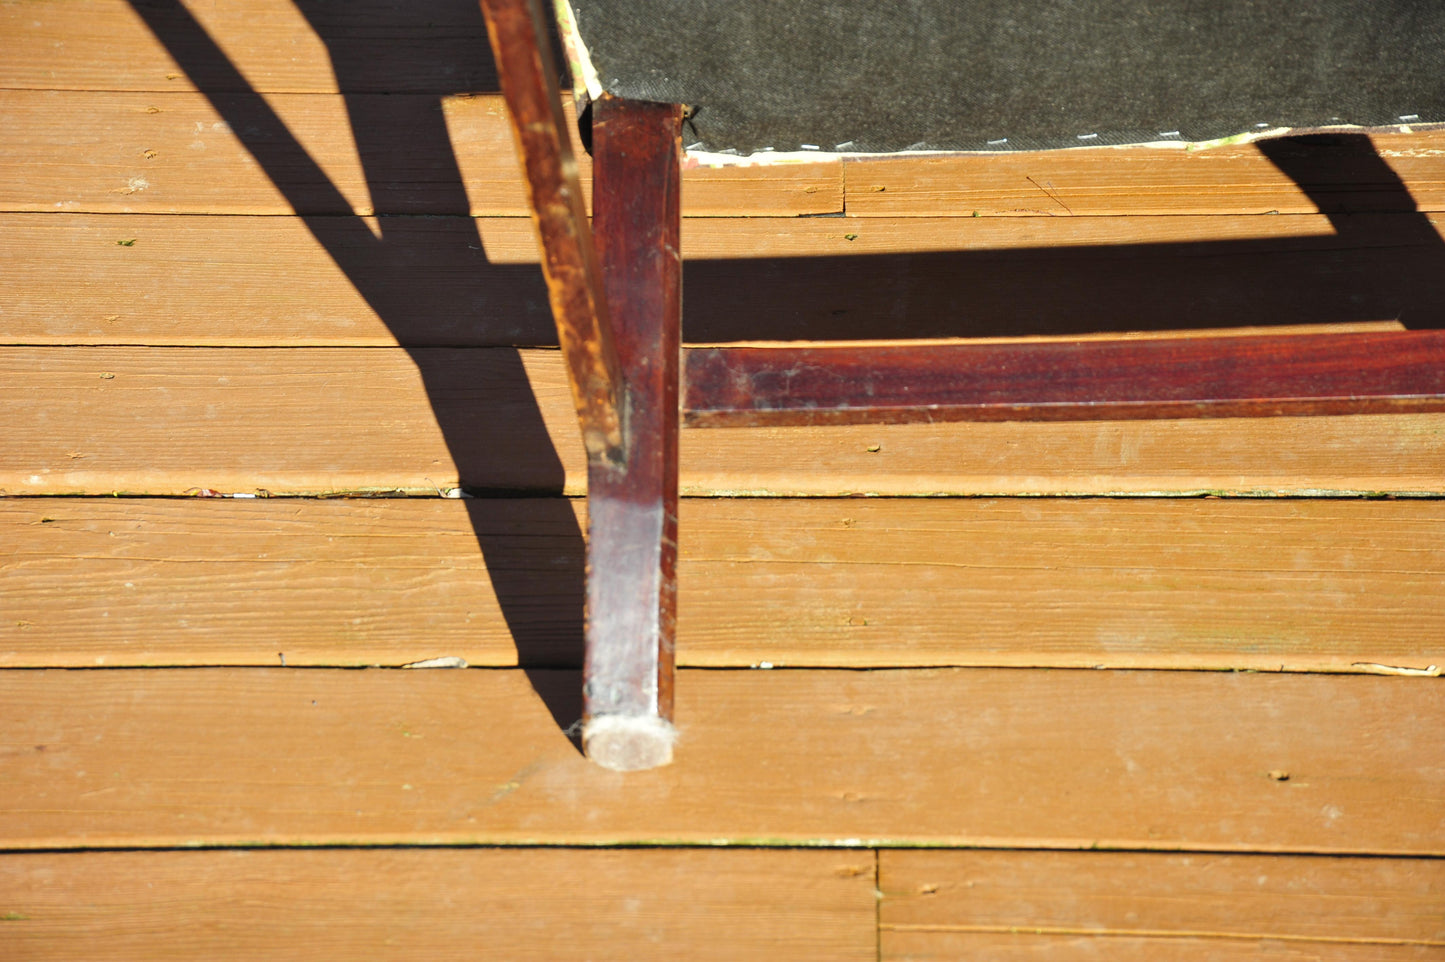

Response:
(3, 2), (1443, 957)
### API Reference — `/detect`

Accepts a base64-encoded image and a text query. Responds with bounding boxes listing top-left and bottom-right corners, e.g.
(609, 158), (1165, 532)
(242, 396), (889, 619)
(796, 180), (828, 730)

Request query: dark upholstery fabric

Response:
(567, 0), (1445, 153)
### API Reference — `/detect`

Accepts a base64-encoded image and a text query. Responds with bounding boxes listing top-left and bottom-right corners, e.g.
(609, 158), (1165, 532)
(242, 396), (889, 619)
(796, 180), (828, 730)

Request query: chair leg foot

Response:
(583, 714), (678, 772)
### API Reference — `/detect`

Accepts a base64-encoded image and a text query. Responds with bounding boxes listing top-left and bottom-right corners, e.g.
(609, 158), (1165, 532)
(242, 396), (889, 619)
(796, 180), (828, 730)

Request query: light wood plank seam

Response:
(879, 923), (1445, 948)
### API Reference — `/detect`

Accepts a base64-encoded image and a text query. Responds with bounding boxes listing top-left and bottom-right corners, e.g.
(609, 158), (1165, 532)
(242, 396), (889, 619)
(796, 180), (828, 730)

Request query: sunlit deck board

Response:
(4, 211), (1442, 346)
(843, 129), (1445, 216)
(0, 89), (841, 217)
(880, 851), (1445, 960)
(0, 0), (501, 94)
(0, 848), (877, 962)
(5, 0), (1444, 955)
(2, 667), (1440, 852)
(3, 346), (1443, 498)
(4, 497), (1443, 673)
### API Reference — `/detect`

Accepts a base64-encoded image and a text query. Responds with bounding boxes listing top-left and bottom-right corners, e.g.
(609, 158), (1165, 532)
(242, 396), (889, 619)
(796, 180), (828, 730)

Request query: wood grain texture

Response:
(481, 0), (622, 461)
(843, 129), (1445, 216)
(880, 851), (1445, 960)
(4, 498), (1443, 673)
(0, 0), (501, 94)
(0, 346), (579, 497)
(0, 848), (877, 961)
(4, 347), (1445, 497)
(584, 97), (684, 735)
(5, 2), (1442, 221)
(0, 90), (839, 216)
(881, 934), (1439, 960)
(6, 211), (1442, 347)
(0, 668), (1440, 852)
(683, 332), (1445, 426)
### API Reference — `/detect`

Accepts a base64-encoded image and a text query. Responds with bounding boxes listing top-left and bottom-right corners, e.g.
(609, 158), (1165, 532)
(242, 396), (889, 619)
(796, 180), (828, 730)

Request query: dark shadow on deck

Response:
(129, 0), (1444, 748)
(130, 0), (586, 747)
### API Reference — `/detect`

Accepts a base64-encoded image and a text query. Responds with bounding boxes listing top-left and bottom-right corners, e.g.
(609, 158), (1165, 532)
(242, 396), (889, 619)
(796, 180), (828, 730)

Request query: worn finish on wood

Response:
(1, 668), (1440, 851)
(0, 0), (501, 94)
(5, 498), (1444, 673)
(0, 848), (877, 961)
(0, 498), (580, 668)
(8, 211), (1443, 347)
(880, 851), (1445, 959)
(4, 3), (1441, 219)
(684, 331), (1445, 426)
(683, 414), (1445, 496)
(580, 97), (685, 769)
(0, 90), (837, 216)
(675, 497), (1445, 671)
(883, 934), (1440, 960)
(0, 346), (577, 497)
(5, 347), (1445, 497)
(843, 129), (1445, 216)
(480, 0), (621, 461)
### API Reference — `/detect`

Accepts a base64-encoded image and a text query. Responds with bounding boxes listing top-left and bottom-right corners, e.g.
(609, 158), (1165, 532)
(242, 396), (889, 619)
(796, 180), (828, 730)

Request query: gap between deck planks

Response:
(0, 667), (1440, 852)
(879, 851), (1445, 959)
(5, 211), (1443, 346)
(3, 346), (1444, 497)
(4, 497), (1443, 673)
(0, 848), (878, 962)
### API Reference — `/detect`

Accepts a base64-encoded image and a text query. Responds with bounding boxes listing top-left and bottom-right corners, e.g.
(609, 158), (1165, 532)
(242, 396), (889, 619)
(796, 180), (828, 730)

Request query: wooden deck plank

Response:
(880, 851), (1445, 959)
(7, 87), (1443, 220)
(0, 848), (877, 961)
(1, 0), (501, 95)
(843, 130), (1445, 216)
(0, 668), (1439, 852)
(8, 5), (1443, 221)
(0, 90), (840, 217)
(883, 934), (1438, 960)
(4, 211), (1442, 347)
(3, 347), (1444, 497)
(4, 498), (1443, 673)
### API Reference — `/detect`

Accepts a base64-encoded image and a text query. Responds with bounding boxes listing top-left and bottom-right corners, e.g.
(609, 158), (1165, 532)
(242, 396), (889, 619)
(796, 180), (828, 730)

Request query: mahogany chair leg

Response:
(480, 0), (682, 769)
(479, 0), (624, 463)
(583, 96), (684, 770)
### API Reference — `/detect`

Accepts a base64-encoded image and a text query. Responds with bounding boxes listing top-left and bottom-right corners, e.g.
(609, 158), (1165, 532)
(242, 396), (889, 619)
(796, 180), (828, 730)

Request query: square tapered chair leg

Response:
(582, 97), (684, 770)
(481, 0), (682, 770)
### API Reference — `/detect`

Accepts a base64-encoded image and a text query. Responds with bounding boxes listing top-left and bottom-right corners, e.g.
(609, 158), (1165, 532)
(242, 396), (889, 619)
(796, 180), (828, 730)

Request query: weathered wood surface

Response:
(844, 129), (1445, 216)
(5, 498), (1444, 673)
(0, 668), (1439, 852)
(7, 2), (1443, 220)
(881, 851), (1445, 960)
(6, 211), (1442, 347)
(582, 97), (684, 767)
(481, 0), (622, 462)
(0, 89), (840, 216)
(8, 88), (1441, 219)
(684, 332), (1445, 426)
(7, 0), (1442, 956)
(1, 0), (501, 94)
(0, 848), (877, 961)
(4, 347), (1443, 497)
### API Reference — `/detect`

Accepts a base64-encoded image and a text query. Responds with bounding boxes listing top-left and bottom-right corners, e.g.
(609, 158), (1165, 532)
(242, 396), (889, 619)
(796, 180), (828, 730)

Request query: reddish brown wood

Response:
(479, 0), (622, 461)
(683, 330), (1445, 427)
(582, 96), (684, 771)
